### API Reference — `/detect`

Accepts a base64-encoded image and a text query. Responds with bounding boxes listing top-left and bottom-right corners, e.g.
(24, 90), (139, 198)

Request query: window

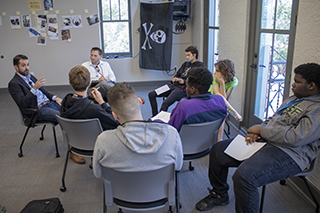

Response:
(99, 0), (132, 57)
(206, 0), (219, 73)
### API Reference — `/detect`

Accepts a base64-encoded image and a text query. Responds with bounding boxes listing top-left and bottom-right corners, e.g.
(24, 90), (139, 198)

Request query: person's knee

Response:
(232, 166), (258, 189)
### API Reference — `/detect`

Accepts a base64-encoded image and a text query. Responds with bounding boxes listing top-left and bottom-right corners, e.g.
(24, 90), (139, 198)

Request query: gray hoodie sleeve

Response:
(93, 136), (103, 178)
(260, 103), (320, 147)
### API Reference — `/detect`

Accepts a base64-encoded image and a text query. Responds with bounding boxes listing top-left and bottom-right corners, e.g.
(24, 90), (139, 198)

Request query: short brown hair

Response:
(69, 65), (91, 92)
(107, 82), (140, 120)
(13, 54), (28, 66)
(215, 59), (236, 83)
(91, 47), (102, 55)
(185, 46), (198, 59)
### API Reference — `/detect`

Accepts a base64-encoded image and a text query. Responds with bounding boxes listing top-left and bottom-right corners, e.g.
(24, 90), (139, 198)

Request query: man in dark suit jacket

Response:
(8, 54), (61, 127)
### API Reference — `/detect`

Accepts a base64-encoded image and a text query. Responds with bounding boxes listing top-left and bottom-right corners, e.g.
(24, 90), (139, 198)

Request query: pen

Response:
(90, 87), (100, 95)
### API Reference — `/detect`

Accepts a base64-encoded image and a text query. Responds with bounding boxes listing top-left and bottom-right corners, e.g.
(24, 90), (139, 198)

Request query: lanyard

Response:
(277, 94), (320, 114)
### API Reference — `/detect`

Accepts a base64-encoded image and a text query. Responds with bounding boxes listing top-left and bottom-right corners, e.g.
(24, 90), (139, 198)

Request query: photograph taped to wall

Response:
(10, 16), (21, 29)
(47, 14), (58, 39)
(61, 28), (71, 41)
(48, 14), (57, 24)
(28, 27), (41, 37)
(86, 14), (99, 26)
(43, 0), (53, 11)
(36, 15), (47, 31)
(48, 25), (58, 40)
(72, 15), (82, 28)
(21, 15), (31, 28)
(62, 16), (72, 29)
(37, 34), (46, 45)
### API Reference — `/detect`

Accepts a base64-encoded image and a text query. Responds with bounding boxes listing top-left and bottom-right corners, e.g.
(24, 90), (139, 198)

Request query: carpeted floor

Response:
(0, 84), (316, 213)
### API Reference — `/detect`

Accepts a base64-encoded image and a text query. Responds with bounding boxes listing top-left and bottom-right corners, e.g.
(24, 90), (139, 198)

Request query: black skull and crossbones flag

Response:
(139, 2), (173, 70)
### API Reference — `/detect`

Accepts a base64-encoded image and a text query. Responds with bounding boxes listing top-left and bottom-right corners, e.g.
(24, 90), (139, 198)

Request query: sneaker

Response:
(195, 188), (229, 211)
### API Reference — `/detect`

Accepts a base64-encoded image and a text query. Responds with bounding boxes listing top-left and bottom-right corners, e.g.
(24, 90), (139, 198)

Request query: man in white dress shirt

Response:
(82, 47), (116, 102)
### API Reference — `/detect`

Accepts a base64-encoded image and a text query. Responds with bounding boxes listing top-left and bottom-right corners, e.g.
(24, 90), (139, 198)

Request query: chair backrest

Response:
(102, 164), (175, 208)
(179, 118), (224, 155)
(296, 152), (319, 177)
(55, 115), (103, 151)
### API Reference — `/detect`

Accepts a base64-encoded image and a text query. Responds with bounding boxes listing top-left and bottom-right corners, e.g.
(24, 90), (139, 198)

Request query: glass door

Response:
(248, 0), (298, 126)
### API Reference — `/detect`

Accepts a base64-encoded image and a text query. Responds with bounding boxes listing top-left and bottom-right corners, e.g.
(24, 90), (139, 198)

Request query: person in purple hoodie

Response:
(168, 67), (242, 131)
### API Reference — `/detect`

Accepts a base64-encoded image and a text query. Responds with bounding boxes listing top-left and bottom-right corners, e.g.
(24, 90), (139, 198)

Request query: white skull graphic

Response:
(150, 30), (166, 44)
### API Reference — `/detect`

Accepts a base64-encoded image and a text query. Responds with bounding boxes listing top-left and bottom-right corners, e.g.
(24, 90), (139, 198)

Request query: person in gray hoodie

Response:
(196, 63), (320, 213)
(93, 82), (183, 178)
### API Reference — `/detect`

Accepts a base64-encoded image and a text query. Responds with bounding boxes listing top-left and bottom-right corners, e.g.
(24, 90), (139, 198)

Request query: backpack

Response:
(20, 198), (64, 213)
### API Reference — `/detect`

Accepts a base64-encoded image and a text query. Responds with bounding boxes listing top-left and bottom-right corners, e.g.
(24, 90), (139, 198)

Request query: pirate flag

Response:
(139, 2), (173, 70)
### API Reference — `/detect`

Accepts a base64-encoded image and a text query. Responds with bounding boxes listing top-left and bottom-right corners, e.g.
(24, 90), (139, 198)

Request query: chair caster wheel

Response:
(39, 137), (44, 141)
(89, 164), (93, 169)
(60, 186), (66, 192)
(189, 166), (194, 171)
(56, 153), (60, 158)
(280, 179), (286, 185)
(18, 153), (23, 157)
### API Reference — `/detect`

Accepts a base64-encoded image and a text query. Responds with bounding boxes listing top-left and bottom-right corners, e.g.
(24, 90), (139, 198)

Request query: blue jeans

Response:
(37, 101), (60, 123)
(209, 139), (301, 213)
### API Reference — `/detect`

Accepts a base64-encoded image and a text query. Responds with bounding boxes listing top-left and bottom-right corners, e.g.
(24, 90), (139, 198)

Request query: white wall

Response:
(291, 0), (320, 93)
(0, 0), (193, 88)
(217, 0), (251, 115)
(292, 0), (320, 191)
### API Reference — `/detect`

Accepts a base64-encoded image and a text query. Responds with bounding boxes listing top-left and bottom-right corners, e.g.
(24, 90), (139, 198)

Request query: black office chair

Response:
(17, 107), (60, 158)
(260, 154), (319, 213)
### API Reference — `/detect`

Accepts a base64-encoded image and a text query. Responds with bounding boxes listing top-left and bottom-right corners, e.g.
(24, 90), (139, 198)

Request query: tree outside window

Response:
(99, 0), (132, 57)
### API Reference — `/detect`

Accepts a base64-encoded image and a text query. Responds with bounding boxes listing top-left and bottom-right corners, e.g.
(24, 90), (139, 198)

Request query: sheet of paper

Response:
(224, 134), (266, 161)
(155, 84), (170, 95)
(151, 111), (171, 123)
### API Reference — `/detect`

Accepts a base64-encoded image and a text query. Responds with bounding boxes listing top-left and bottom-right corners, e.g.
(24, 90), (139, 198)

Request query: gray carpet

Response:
(0, 84), (315, 213)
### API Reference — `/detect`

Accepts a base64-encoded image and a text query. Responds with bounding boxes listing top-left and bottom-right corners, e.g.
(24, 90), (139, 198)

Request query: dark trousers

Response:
(209, 139), (301, 213)
(148, 84), (187, 117)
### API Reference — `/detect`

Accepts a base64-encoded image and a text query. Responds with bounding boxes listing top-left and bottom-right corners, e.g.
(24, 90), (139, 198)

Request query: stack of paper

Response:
(224, 134), (266, 161)
(151, 111), (171, 123)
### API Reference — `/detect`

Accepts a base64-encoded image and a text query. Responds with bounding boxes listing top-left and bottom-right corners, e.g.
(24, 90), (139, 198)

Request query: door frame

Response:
(243, 0), (299, 128)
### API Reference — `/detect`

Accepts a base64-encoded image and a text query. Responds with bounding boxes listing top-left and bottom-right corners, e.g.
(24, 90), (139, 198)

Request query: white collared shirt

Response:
(81, 60), (116, 82)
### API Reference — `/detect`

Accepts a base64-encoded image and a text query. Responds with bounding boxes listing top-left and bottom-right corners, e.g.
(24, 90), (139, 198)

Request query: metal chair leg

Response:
(300, 177), (319, 213)
(260, 185), (266, 213)
(60, 149), (70, 192)
(175, 171), (180, 213)
(39, 125), (46, 140)
(18, 126), (31, 157)
(224, 129), (230, 139)
(188, 161), (194, 171)
(52, 126), (60, 157)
